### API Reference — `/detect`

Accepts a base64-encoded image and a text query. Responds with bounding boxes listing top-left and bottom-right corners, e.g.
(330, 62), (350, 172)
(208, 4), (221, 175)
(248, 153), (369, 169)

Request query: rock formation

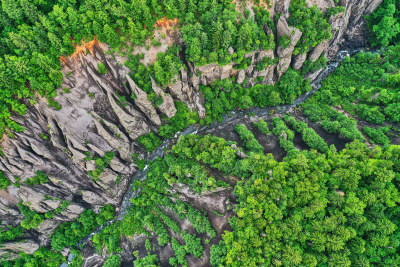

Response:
(0, 0), (382, 259)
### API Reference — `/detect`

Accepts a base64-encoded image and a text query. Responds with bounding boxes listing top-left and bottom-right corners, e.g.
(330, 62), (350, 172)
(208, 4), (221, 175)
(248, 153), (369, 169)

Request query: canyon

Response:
(0, 0), (383, 263)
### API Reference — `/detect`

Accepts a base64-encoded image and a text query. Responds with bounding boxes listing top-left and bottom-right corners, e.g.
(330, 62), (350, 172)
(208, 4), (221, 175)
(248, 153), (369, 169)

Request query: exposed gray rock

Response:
(17, 187), (46, 212)
(12, 141), (46, 166)
(91, 112), (132, 161)
(221, 64), (233, 80)
(83, 254), (103, 267)
(309, 40), (329, 62)
(228, 46), (234, 55)
(276, 16), (303, 78)
(305, 68), (325, 81)
(0, 203), (19, 217)
(200, 75), (207, 85)
(151, 79), (177, 118)
(257, 50), (274, 63)
(38, 219), (61, 235)
(237, 70), (245, 84)
(86, 143), (106, 158)
(198, 63), (221, 84)
(192, 92), (206, 119)
(246, 65), (254, 76)
(98, 169), (118, 187)
(168, 80), (187, 103)
(109, 158), (129, 174)
(277, 56), (292, 78)
(57, 204), (85, 221)
(0, 240), (39, 255)
(231, 144), (249, 159)
(274, 0), (291, 18)
(292, 53), (307, 70)
(262, 65), (276, 85)
(0, 250), (18, 262)
(328, 0), (383, 57)
(191, 75), (200, 90)
(82, 190), (108, 205)
(276, 17), (302, 58)
(306, 0), (335, 11)
(47, 177), (79, 195)
(106, 91), (150, 140)
(126, 75), (161, 126)
(181, 68), (188, 82)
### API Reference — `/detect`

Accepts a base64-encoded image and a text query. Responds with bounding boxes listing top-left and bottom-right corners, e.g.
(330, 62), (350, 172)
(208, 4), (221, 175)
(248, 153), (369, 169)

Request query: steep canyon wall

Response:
(0, 0), (382, 258)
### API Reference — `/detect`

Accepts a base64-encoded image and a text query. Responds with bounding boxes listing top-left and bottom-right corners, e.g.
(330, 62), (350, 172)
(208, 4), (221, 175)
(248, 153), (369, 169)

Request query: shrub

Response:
(0, 225), (24, 243)
(271, 117), (295, 153)
(88, 152), (115, 180)
(138, 132), (162, 152)
(18, 203), (44, 230)
(97, 62), (108, 74)
(288, 0), (332, 54)
(234, 124), (264, 154)
(92, 222), (121, 253)
(183, 234), (204, 258)
(385, 103), (400, 122)
(301, 55), (328, 75)
(0, 172), (11, 190)
(133, 253), (158, 267)
(278, 35), (291, 49)
(362, 127), (390, 145)
(284, 115), (329, 153)
(253, 118), (271, 135)
(2, 247), (65, 267)
(25, 171), (49, 186)
(150, 39), (162, 47)
(103, 255), (121, 267)
(133, 153), (146, 170)
(367, 0), (400, 47)
(355, 104), (385, 124)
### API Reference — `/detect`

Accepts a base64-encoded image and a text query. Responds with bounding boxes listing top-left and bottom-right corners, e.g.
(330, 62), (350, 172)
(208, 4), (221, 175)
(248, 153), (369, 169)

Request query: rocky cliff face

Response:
(329, 0), (383, 54)
(0, 0), (382, 258)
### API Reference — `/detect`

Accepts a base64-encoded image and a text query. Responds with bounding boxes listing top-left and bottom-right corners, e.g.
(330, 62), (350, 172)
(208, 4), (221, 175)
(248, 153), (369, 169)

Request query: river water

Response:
(73, 49), (357, 259)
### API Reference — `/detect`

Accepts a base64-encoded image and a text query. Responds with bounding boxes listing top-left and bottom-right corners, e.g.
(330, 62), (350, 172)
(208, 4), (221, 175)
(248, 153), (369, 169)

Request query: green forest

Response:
(1, 0), (400, 266)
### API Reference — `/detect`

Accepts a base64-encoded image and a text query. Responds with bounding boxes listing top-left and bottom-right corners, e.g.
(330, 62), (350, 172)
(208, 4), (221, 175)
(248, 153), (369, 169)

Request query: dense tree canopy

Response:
(368, 0), (400, 47)
(1, 1), (399, 266)
(121, 132), (400, 266)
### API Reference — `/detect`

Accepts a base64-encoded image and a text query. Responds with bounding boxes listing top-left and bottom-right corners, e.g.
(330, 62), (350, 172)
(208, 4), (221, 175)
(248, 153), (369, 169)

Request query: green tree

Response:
(237, 23), (252, 50)
(103, 24), (119, 48)
(282, 245), (302, 266)
(103, 255), (121, 267)
(97, 62), (107, 74)
(133, 253), (159, 267)
(188, 37), (202, 63)
(211, 21), (223, 51)
(0, 172), (11, 189)
(368, 0), (400, 47)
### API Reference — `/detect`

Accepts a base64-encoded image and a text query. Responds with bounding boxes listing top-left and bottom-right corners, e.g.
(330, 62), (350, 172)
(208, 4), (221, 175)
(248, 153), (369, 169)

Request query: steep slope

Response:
(0, 0), (383, 262)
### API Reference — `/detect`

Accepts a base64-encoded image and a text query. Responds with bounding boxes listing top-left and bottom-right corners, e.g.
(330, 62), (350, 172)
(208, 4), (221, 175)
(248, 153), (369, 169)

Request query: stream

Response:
(73, 48), (358, 262)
